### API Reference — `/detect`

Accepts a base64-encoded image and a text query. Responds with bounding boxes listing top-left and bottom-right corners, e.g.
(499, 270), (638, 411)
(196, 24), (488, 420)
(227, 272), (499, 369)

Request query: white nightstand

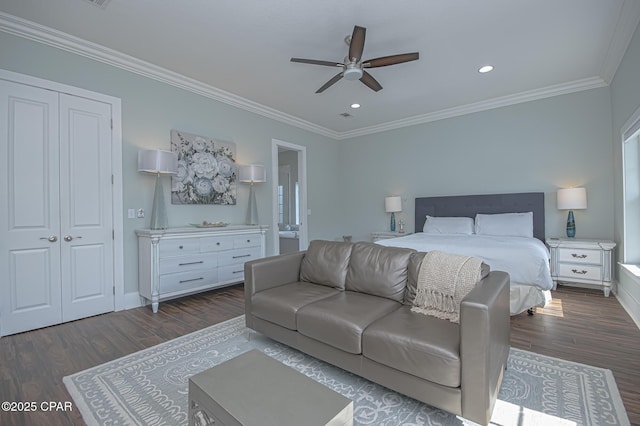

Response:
(371, 231), (411, 242)
(546, 238), (616, 297)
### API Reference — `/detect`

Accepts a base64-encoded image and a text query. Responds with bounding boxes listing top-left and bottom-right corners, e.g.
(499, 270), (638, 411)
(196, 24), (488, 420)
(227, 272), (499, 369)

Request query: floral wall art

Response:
(170, 130), (237, 205)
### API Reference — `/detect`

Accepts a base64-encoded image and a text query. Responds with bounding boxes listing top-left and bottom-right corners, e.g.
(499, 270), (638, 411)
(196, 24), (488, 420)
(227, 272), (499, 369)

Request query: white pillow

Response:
(423, 215), (475, 234)
(474, 212), (533, 238)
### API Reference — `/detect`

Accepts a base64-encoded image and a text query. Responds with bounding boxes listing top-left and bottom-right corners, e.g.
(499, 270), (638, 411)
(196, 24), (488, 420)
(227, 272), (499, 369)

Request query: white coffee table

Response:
(189, 349), (353, 426)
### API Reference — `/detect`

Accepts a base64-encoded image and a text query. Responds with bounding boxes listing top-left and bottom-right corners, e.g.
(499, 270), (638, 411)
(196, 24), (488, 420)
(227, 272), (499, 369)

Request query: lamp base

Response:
(566, 210), (576, 238)
(150, 173), (169, 230)
(246, 182), (259, 225)
(390, 212), (396, 232)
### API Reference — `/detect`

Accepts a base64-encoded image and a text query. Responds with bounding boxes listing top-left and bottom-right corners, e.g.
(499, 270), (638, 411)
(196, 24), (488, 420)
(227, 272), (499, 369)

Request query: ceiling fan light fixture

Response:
(343, 67), (363, 81)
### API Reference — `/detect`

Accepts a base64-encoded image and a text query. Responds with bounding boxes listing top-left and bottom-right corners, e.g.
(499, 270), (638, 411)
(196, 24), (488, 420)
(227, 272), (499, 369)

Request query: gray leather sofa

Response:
(244, 240), (510, 425)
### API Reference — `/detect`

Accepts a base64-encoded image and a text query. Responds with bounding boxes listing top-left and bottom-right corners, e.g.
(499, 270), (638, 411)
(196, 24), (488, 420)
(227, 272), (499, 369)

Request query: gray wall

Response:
(611, 22), (640, 323)
(338, 88), (614, 243)
(0, 31), (343, 296)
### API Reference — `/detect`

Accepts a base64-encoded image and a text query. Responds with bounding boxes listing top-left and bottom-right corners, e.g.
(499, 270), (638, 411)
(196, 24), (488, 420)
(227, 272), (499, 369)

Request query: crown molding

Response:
(0, 12), (340, 140)
(0, 12), (621, 142)
(336, 77), (608, 140)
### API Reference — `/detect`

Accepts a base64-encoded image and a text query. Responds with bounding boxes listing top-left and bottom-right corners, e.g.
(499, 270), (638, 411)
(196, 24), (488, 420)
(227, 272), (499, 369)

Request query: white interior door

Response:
(59, 94), (114, 322)
(0, 80), (63, 335)
(0, 81), (115, 335)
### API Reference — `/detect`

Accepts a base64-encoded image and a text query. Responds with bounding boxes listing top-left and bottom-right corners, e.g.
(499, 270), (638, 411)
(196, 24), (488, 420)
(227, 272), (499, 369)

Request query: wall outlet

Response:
(127, 209), (136, 219)
(137, 208), (145, 218)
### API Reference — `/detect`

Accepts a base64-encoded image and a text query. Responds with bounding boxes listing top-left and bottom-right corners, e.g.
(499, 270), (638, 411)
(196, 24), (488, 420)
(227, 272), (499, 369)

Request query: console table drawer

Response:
(218, 247), (262, 266)
(160, 239), (200, 257)
(200, 236), (234, 252)
(160, 269), (219, 295)
(558, 248), (600, 264)
(218, 264), (246, 282)
(558, 263), (602, 281)
(160, 253), (217, 275)
(234, 235), (262, 248)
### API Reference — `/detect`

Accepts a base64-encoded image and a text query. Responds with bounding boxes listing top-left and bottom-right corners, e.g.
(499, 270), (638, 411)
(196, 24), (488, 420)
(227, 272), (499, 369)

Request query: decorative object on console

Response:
(170, 130), (237, 205)
(240, 164), (266, 225)
(384, 196), (402, 232)
(137, 149), (178, 230)
(557, 187), (587, 238)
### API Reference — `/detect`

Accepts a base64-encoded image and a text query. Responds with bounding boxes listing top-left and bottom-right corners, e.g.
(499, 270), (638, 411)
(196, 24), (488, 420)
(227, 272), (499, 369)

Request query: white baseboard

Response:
(123, 291), (145, 310)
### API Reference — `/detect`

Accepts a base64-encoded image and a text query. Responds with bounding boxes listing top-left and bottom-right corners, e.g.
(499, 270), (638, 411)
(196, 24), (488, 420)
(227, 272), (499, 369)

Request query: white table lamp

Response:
(385, 196), (402, 232)
(557, 187), (587, 238)
(138, 149), (178, 230)
(239, 164), (266, 225)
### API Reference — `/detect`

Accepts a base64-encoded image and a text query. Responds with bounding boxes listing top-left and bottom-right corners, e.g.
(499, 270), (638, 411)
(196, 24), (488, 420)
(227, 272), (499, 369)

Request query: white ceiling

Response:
(1, 0), (639, 139)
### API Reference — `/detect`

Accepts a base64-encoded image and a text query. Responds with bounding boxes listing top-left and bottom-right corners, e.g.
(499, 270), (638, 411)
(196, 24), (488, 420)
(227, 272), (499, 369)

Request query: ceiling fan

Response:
(291, 25), (419, 93)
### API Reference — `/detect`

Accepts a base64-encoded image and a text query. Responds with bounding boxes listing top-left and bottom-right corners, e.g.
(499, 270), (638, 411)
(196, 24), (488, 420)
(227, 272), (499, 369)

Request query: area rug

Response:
(64, 316), (629, 426)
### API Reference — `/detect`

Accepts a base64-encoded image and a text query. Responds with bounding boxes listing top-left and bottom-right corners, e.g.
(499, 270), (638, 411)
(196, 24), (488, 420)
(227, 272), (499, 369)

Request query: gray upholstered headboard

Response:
(414, 192), (545, 242)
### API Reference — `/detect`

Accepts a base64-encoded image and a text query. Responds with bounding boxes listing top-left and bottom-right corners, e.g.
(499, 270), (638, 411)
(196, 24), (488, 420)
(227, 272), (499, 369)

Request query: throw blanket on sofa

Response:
(412, 250), (482, 323)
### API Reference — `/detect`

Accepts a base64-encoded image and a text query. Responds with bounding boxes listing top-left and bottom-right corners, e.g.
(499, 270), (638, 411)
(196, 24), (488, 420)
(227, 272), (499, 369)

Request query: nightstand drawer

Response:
(558, 248), (600, 264)
(558, 263), (602, 281)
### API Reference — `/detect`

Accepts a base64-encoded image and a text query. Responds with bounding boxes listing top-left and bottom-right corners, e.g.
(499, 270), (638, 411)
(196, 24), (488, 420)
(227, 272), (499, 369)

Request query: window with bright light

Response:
(623, 125), (640, 264)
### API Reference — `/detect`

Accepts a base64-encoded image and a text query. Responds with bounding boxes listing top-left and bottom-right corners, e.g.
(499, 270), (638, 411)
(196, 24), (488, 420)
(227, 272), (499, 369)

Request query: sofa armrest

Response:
(244, 251), (306, 328)
(459, 271), (510, 425)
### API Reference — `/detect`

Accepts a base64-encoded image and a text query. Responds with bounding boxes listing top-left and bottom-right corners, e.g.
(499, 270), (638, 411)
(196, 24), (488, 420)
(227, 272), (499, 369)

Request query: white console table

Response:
(546, 238), (616, 297)
(137, 226), (267, 312)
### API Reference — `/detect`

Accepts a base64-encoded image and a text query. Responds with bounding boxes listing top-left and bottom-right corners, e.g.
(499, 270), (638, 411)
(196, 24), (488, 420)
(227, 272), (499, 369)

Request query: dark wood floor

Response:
(1, 284), (639, 425)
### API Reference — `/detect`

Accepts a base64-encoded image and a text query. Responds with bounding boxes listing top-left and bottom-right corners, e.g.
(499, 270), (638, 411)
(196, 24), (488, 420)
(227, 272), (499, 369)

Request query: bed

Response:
(376, 192), (553, 315)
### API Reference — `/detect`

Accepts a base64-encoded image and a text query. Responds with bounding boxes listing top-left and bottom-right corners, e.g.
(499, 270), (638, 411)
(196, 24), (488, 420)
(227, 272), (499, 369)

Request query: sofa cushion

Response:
(251, 282), (340, 330)
(362, 306), (461, 388)
(405, 252), (490, 305)
(300, 240), (353, 290)
(297, 291), (401, 354)
(345, 242), (414, 302)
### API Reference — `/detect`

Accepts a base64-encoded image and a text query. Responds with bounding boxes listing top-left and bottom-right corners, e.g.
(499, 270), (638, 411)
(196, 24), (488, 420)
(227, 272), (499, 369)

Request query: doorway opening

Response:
(272, 140), (308, 254)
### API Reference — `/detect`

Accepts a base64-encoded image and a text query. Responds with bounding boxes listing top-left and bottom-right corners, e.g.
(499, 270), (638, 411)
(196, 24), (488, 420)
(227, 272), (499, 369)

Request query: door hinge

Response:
(112, 229), (115, 240)
(113, 286), (115, 295)
(111, 174), (114, 184)
(110, 118), (113, 129)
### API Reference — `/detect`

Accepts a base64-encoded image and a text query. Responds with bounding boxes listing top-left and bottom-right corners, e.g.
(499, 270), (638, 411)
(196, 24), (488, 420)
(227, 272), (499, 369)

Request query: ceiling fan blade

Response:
(316, 72), (344, 93)
(360, 70), (382, 92)
(363, 52), (419, 68)
(348, 25), (366, 62)
(291, 58), (342, 67)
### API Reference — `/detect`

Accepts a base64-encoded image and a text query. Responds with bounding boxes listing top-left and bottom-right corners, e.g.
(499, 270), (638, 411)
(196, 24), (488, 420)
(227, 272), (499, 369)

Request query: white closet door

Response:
(59, 94), (114, 322)
(0, 81), (115, 336)
(0, 80), (63, 335)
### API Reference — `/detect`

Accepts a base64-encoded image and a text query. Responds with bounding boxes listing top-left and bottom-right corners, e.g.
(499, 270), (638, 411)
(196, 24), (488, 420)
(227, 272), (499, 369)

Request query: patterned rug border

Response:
(63, 315), (630, 426)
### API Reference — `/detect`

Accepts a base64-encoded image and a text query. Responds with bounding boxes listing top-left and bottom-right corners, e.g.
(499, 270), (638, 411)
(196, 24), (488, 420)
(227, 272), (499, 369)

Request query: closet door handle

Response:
(40, 235), (58, 243)
(64, 235), (82, 242)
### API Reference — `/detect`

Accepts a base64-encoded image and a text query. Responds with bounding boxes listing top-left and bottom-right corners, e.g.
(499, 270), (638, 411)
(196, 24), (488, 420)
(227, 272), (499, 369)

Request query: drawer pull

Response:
(233, 270), (243, 274)
(232, 254), (252, 259)
(571, 269), (588, 275)
(179, 245), (184, 249)
(179, 261), (204, 266)
(571, 253), (587, 259)
(179, 277), (204, 284)
(216, 242), (220, 246)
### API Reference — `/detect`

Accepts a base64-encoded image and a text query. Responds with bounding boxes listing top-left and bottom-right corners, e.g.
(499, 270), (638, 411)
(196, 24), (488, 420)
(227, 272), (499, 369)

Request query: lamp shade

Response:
(137, 149), (178, 174)
(385, 196), (402, 213)
(239, 164), (266, 183)
(557, 188), (587, 210)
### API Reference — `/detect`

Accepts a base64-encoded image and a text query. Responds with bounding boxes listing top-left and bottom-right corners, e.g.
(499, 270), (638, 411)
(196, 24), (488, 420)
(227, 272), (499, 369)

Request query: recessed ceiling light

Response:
(478, 65), (494, 73)
(351, 103), (361, 109)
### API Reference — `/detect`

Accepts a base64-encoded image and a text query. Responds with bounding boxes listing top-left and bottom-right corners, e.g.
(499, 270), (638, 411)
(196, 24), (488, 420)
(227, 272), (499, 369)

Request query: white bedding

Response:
(376, 233), (554, 314)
